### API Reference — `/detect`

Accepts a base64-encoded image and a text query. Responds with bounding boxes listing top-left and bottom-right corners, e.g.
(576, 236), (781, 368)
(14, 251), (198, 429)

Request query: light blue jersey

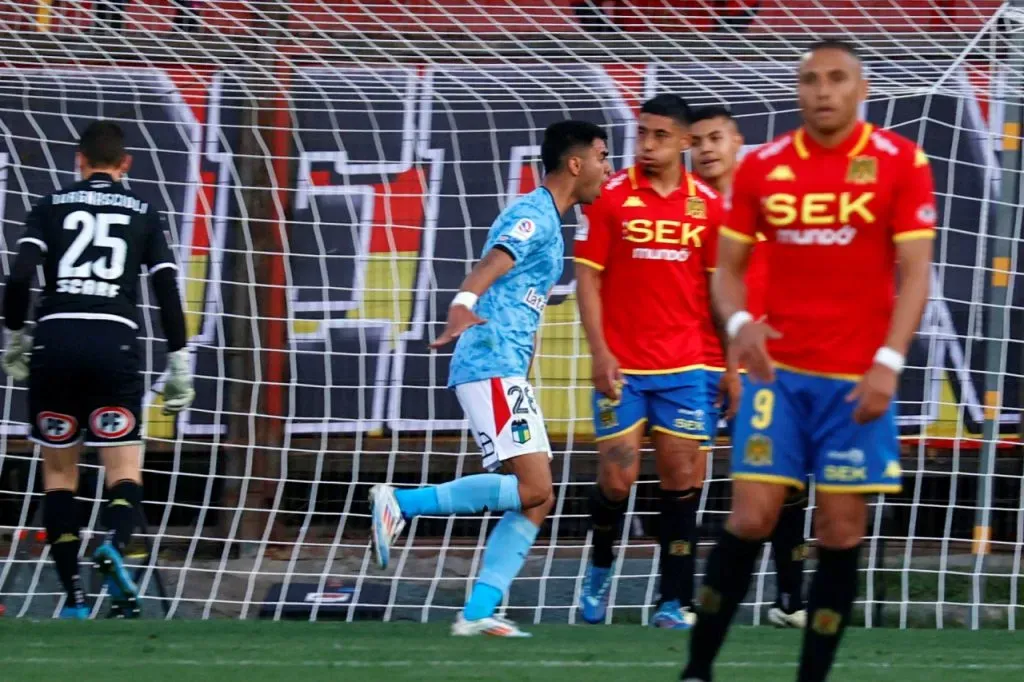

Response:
(448, 187), (564, 388)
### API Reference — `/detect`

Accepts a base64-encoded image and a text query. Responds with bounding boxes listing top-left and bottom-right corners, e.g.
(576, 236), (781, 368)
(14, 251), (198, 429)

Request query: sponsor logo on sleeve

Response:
(509, 218), (536, 241)
(916, 204), (937, 225)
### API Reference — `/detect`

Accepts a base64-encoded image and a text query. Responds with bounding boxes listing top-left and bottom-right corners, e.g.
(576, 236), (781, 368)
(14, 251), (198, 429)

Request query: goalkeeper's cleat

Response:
(93, 542), (140, 619)
(59, 604), (90, 620)
(451, 612), (531, 638)
(368, 484), (406, 570)
(578, 563), (612, 624)
(767, 605), (806, 628)
(651, 599), (693, 630)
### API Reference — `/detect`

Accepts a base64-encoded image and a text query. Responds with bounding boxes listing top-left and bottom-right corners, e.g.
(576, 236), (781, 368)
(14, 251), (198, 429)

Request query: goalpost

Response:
(0, 0), (1022, 628)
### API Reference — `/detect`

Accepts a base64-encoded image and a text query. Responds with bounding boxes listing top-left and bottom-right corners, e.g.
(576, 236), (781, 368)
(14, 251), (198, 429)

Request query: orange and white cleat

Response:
(368, 484), (406, 570)
(451, 612), (532, 638)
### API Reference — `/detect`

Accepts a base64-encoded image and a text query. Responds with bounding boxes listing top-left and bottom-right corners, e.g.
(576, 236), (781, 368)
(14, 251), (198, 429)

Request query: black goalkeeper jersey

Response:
(16, 173), (177, 330)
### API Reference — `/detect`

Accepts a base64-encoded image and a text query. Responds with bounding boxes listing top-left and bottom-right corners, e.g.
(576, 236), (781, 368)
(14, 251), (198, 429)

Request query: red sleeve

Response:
(722, 154), (759, 244)
(574, 192), (614, 271)
(892, 146), (938, 242)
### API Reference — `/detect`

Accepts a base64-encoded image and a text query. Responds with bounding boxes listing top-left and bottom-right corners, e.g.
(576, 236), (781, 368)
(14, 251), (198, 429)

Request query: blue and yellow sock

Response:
(463, 511), (540, 620)
(394, 474), (521, 518)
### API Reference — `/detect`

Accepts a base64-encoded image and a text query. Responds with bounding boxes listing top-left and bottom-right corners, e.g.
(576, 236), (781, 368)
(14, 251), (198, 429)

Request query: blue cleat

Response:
(578, 564), (612, 624)
(59, 604), (90, 620)
(651, 599), (694, 630)
(92, 542), (141, 619)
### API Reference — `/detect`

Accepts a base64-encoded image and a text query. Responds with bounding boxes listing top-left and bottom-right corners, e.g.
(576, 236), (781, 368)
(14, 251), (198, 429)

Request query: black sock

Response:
(797, 544), (862, 682)
(681, 529), (764, 682)
(772, 490), (808, 612)
(106, 479), (142, 553)
(44, 490), (85, 608)
(589, 485), (626, 569)
(657, 487), (699, 607)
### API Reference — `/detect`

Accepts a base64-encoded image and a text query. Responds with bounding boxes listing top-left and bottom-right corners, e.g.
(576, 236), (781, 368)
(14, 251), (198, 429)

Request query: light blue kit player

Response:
(369, 120), (610, 637)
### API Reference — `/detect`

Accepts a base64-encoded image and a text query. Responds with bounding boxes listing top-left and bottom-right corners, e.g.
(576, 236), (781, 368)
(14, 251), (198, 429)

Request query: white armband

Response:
(725, 311), (754, 340)
(450, 291), (479, 310)
(873, 347), (905, 374)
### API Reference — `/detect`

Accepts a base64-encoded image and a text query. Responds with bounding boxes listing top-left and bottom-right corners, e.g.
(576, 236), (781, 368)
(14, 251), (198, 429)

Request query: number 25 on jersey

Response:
(56, 210), (128, 297)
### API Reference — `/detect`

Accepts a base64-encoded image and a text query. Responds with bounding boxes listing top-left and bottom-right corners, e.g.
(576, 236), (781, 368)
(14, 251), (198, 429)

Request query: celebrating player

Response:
(369, 120), (610, 638)
(690, 105), (808, 629)
(681, 40), (935, 682)
(574, 94), (731, 629)
(1, 121), (194, 619)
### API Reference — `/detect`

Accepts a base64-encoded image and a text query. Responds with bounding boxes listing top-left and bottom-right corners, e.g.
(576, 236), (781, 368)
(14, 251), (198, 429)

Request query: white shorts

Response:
(455, 376), (552, 472)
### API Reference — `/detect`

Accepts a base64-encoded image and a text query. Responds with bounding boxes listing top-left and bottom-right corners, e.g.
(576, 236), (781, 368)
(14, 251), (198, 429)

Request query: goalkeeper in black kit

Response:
(1, 121), (194, 618)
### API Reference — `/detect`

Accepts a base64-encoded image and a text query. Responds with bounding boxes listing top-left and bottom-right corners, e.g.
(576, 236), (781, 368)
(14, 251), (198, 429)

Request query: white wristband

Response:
(725, 311), (754, 340)
(451, 291), (479, 310)
(873, 346), (905, 374)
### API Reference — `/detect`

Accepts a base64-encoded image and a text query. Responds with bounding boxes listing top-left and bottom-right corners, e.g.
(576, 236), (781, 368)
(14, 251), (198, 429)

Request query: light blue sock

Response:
(463, 511), (540, 620)
(394, 474), (520, 519)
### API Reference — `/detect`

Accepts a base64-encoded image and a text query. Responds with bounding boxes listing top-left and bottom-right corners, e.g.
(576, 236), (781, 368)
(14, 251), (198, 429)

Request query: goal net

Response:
(0, 0), (1022, 628)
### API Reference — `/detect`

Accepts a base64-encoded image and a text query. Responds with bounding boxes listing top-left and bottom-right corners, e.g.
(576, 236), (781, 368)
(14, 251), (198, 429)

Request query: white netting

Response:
(0, 0), (1022, 627)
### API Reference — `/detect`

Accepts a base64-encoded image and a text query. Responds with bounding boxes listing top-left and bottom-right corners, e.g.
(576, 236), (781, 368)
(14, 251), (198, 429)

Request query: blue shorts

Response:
(703, 368), (726, 446)
(592, 370), (707, 442)
(731, 369), (902, 493)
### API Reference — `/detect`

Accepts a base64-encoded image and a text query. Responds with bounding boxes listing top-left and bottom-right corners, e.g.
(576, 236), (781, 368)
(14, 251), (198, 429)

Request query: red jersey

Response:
(575, 166), (724, 373)
(701, 224), (770, 369)
(723, 122), (937, 377)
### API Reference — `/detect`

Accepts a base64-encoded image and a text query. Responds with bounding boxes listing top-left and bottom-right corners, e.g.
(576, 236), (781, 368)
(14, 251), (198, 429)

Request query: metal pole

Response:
(974, 0), (1024, 628)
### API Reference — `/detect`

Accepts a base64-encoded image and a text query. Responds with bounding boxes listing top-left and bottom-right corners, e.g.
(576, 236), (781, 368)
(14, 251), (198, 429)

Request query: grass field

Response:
(0, 621), (1021, 682)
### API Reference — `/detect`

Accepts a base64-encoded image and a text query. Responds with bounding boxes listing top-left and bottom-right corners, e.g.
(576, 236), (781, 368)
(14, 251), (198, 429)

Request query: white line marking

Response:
(0, 657), (1021, 671)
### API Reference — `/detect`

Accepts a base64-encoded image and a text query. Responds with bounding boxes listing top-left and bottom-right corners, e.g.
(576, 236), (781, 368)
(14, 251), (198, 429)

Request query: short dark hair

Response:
(691, 105), (735, 125)
(807, 39), (861, 62)
(639, 94), (692, 128)
(541, 120), (607, 174)
(78, 120), (126, 168)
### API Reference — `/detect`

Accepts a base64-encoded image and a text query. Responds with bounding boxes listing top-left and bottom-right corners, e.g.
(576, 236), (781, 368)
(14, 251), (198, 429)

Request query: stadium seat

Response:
(200, 0), (254, 35)
(126, 0), (175, 33)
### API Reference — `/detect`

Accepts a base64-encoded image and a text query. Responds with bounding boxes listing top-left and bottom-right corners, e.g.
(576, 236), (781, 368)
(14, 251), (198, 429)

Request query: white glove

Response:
(162, 348), (195, 415)
(2, 329), (31, 382)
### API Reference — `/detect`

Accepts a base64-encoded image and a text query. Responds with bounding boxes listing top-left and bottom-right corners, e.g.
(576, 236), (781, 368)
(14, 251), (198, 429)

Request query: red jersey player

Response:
(575, 94), (730, 629)
(683, 41), (935, 682)
(690, 104), (808, 631)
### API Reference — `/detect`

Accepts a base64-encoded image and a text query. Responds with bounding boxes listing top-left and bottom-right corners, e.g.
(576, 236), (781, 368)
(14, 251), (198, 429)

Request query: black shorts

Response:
(28, 319), (143, 448)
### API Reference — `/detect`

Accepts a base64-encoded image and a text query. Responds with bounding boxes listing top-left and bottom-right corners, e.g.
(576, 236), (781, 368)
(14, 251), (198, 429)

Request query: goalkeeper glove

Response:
(2, 329), (31, 382)
(162, 348), (195, 415)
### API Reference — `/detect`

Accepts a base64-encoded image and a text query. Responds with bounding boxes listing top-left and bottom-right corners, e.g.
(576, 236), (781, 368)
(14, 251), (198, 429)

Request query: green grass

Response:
(0, 620), (1020, 682)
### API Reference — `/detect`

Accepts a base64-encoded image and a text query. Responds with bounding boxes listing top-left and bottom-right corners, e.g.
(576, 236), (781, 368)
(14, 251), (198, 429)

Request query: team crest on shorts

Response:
(743, 433), (773, 466)
(89, 407), (136, 440)
(846, 156), (878, 184)
(37, 411), (78, 442)
(597, 397), (618, 429)
(510, 419), (532, 445)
